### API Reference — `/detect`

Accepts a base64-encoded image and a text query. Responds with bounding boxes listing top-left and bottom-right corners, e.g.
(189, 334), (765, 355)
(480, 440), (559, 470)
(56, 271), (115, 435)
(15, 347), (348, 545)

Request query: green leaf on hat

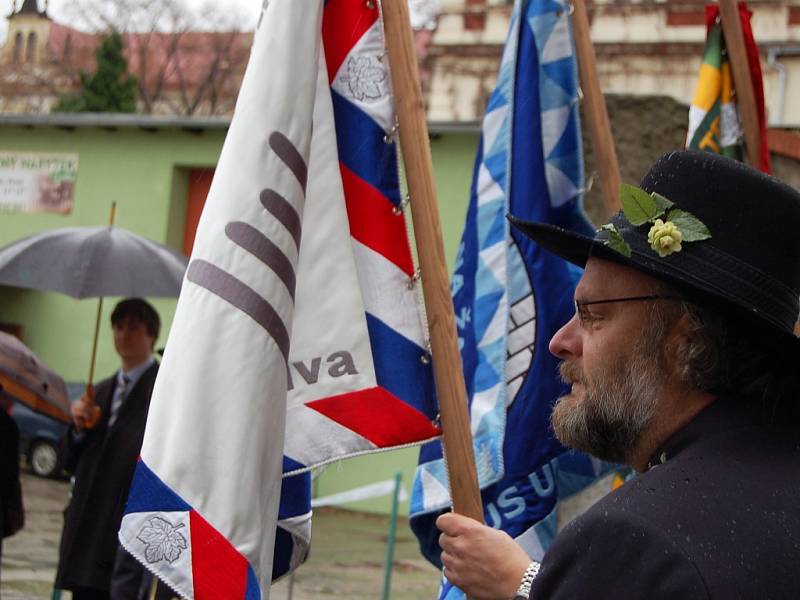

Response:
(620, 184), (657, 226)
(599, 223), (632, 257)
(650, 192), (674, 216)
(667, 209), (712, 242)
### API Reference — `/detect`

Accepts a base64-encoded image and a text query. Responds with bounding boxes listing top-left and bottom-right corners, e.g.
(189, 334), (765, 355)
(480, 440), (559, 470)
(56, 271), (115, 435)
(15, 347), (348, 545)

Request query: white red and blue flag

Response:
(409, 1), (615, 597)
(118, 1), (439, 598)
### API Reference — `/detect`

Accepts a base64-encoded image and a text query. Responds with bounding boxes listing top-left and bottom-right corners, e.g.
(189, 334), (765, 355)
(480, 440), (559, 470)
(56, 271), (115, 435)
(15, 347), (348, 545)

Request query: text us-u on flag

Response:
(117, 1), (439, 598)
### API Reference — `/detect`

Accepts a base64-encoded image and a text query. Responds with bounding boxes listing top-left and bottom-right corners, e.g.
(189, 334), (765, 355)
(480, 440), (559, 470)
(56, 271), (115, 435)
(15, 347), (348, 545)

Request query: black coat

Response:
(55, 362), (158, 593)
(1, 408), (24, 556)
(532, 399), (800, 599)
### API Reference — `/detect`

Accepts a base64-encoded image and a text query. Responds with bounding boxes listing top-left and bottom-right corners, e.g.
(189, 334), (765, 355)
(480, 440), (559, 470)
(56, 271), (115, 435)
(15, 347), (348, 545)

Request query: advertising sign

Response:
(0, 152), (78, 214)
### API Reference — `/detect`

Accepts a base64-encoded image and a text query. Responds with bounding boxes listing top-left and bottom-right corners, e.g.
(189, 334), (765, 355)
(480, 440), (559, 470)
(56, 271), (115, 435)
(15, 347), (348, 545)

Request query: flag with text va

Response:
(410, 1), (612, 597)
(686, 3), (771, 173)
(117, 1), (439, 598)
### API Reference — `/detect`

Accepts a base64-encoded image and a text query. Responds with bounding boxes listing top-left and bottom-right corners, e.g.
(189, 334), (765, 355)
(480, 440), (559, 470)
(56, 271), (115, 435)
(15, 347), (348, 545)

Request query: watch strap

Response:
(512, 561), (541, 599)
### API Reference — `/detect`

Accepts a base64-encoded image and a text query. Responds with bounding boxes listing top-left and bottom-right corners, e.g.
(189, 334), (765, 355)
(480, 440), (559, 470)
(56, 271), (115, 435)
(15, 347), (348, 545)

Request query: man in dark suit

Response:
(436, 151), (800, 599)
(55, 298), (161, 600)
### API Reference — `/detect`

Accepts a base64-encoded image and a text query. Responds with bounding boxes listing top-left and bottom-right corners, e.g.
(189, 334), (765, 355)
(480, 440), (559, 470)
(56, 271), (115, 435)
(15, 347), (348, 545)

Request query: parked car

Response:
(7, 380), (84, 479)
(9, 399), (68, 478)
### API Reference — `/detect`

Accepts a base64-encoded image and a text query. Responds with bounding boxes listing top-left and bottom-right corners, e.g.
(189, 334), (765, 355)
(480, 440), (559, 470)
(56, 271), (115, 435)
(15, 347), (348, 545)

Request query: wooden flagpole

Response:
(571, 0), (621, 218)
(718, 0), (762, 168)
(381, 0), (484, 523)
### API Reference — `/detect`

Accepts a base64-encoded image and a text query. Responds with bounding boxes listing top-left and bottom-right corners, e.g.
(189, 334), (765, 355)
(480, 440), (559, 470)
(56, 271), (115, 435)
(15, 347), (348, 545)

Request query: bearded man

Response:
(436, 150), (800, 599)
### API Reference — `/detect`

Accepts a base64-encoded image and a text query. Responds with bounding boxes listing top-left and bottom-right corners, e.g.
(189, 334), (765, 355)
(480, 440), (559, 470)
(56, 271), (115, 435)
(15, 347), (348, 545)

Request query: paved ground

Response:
(2, 470), (68, 599)
(2, 466), (614, 599)
(1, 468), (440, 600)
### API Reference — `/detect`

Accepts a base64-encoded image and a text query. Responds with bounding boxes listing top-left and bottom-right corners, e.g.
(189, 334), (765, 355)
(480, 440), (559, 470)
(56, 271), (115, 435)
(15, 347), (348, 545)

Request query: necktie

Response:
(108, 374), (130, 427)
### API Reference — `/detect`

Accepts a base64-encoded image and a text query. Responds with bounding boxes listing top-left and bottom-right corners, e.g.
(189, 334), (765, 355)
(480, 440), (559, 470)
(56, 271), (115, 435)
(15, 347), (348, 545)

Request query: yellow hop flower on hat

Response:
(647, 219), (683, 257)
(604, 184), (710, 259)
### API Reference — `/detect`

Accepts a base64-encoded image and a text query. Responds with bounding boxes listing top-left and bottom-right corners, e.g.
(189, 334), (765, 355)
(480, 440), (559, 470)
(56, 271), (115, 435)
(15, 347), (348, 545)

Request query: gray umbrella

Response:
(0, 225), (188, 298)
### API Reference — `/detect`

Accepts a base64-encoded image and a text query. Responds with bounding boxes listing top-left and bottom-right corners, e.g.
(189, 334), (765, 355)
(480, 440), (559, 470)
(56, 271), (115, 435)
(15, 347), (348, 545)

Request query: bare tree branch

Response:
(57, 0), (250, 116)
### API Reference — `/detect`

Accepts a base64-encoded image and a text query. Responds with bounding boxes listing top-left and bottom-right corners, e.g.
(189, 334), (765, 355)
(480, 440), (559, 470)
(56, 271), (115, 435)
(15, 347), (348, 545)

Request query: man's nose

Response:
(549, 314), (581, 360)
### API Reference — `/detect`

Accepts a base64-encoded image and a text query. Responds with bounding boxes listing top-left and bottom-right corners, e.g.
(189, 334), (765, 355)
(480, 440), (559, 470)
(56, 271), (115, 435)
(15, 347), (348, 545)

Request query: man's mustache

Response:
(558, 360), (585, 386)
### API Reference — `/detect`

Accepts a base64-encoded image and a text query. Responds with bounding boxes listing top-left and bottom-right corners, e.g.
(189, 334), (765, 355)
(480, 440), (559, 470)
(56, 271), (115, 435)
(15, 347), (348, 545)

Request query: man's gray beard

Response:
(550, 332), (666, 464)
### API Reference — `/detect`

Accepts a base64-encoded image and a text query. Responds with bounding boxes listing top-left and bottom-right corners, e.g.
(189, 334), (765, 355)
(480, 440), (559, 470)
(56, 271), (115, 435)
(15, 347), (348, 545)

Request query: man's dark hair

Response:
(110, 298), (160, 340)
(658, 291), (800, 421)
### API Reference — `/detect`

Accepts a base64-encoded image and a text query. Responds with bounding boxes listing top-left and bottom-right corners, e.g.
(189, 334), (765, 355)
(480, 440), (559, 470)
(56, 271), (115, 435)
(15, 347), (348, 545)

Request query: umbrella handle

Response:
(82, 201), (116, 431)
(82, 296), (104, 430)
(82, 382), (101, 430)
(87, 296), (103, 387)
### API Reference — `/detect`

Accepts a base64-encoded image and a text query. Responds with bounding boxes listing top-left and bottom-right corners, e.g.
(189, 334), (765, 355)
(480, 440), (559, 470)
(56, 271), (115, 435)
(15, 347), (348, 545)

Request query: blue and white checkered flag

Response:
(410, 1), (614, 596)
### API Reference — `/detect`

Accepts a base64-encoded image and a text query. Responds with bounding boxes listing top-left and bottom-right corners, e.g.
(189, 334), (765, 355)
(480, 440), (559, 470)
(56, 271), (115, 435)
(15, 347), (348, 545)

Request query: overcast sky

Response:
(0, 0), (263, 42)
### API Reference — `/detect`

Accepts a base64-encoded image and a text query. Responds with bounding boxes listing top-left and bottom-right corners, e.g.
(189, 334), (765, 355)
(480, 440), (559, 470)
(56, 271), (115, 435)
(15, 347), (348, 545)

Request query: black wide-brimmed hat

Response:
(510, 150), (800, 343)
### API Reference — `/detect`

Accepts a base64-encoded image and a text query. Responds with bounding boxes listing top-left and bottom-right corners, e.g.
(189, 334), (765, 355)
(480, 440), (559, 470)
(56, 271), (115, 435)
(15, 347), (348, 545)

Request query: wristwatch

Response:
(512, 561), (541, 599)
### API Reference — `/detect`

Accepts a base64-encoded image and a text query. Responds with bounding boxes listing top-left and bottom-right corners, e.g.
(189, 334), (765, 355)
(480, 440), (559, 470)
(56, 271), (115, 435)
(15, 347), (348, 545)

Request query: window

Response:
(0, 323), (23, 339)
(26, 32), (37, 62)
(13, 32), (23, 63)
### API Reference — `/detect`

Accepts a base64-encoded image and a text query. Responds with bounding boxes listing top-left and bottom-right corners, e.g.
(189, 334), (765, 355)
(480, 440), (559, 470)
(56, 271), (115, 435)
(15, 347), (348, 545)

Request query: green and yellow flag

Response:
(686, 23), (744, 160)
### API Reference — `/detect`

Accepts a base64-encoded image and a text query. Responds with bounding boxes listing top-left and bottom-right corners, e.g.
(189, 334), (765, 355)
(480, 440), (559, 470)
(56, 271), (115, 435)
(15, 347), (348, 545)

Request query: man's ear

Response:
(664, 312), (692, 379)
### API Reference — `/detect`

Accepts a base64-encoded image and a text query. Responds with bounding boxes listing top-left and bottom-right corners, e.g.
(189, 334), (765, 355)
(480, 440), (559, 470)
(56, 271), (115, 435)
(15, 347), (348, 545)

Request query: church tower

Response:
(1, 0), (51, 65)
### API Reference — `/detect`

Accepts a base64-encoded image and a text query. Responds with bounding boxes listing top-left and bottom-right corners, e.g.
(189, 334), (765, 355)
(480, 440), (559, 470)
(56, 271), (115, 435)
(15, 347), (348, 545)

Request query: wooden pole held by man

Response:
(83, 201), (118, 429)
(381, 0), (484, 523)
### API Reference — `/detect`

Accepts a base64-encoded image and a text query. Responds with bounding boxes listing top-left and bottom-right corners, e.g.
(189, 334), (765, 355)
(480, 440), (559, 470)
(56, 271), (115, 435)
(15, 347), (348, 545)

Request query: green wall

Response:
(0, 122), (480, 516)
(0, 124), (226, 382)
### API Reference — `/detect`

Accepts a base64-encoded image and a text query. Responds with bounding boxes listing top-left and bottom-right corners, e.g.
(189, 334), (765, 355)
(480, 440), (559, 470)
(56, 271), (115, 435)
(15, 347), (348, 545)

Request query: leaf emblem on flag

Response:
(340, 56), (386, 101)
(136, 517), (188, 564)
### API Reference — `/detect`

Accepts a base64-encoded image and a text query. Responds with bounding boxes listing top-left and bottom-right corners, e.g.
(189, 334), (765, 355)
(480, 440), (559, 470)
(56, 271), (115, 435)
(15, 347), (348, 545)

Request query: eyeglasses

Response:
(574, 295), (682, 323)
